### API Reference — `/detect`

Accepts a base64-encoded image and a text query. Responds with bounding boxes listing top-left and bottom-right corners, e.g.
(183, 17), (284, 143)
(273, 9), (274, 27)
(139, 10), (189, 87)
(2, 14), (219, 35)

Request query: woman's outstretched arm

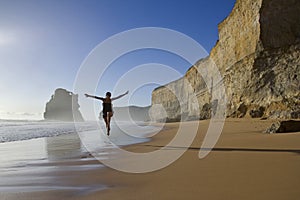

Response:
(85, 94), (105, 101)
(111, 91), (129, 101)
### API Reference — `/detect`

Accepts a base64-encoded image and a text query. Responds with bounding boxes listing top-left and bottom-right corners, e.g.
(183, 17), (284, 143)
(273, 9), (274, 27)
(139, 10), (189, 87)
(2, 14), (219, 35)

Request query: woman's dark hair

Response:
(106, 92), (111, 97)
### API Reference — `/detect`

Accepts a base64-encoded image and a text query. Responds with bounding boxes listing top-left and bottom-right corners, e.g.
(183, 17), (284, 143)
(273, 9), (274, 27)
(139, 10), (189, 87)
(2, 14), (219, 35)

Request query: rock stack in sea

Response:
(44, 88), (84, 122)
(151, 0), (300, 122)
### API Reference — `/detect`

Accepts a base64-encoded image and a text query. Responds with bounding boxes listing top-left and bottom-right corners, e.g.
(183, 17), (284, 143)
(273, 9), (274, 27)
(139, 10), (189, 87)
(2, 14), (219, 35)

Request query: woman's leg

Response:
(106, 112), (113, 136)
(103, 113), (109, 130)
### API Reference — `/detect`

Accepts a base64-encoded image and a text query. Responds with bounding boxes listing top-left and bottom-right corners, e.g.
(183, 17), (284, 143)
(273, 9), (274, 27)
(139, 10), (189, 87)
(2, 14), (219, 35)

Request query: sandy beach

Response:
(1, 0), (299, 199)
(1, 118), (300, 200)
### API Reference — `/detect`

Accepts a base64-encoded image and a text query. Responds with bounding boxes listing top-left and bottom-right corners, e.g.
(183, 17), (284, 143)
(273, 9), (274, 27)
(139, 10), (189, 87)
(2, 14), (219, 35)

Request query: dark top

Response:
(103, 102), (112, 113)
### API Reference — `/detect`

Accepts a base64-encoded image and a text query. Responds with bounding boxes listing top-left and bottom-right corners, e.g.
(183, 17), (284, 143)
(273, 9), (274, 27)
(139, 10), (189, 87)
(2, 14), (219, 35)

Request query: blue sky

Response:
(0, 0), (235, 120)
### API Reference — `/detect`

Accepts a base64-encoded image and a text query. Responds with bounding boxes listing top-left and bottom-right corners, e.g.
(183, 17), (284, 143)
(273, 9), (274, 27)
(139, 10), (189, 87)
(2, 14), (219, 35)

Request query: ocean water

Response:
(0, 119), (162, 167)
(0, 119), (159, 144)
(0, 119), (161, 165)
(0, 119), (161, 194)
(0, 120), (98, 143)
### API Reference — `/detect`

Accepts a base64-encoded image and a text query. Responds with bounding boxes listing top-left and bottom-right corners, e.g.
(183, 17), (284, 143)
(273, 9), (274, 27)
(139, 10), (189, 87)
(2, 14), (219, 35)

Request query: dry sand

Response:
(2, 118), (300, 200)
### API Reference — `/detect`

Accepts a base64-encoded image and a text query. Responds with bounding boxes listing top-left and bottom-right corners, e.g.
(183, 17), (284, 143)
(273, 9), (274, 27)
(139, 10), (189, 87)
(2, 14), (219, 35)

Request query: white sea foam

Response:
(0, 120), (99, 143)
(0, 120), (160, 144)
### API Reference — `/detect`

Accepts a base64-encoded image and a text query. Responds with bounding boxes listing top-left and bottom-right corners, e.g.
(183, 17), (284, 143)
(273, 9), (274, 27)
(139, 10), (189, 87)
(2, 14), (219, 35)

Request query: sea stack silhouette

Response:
(44, 88), (84, 122)
(151, 0), (300, 122)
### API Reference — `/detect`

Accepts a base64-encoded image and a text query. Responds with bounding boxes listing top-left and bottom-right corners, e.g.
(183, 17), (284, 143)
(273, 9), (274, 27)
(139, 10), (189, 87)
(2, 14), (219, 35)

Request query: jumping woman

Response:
(85, 91), (129, 136)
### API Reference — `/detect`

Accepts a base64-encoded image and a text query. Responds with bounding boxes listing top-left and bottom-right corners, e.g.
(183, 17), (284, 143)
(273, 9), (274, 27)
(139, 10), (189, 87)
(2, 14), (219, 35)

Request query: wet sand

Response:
(1, 118), (300, 200)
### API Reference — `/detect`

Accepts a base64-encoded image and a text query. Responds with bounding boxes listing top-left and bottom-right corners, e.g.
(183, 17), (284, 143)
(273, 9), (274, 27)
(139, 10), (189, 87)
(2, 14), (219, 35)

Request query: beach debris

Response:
(250, 106), (265, 118)
(265, 120), (300, 134)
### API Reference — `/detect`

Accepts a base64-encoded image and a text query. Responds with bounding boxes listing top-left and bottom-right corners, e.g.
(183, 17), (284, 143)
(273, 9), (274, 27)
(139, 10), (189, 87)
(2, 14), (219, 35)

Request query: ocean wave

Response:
(0, 121), (99, 143)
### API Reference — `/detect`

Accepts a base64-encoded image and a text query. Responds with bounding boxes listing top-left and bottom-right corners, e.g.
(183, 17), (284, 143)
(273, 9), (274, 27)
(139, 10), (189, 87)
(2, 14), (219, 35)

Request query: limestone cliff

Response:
(151, 0), (300, 121)
(44, 88), (84, 121)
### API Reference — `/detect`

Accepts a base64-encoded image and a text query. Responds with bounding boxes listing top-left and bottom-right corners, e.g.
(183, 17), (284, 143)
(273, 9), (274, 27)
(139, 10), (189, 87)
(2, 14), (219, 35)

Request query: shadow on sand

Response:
(141, 145), (300, 154)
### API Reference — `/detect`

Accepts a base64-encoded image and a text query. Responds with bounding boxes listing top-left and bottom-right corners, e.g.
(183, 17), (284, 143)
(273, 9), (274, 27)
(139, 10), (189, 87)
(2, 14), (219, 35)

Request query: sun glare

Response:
(0, 31), (16, 45)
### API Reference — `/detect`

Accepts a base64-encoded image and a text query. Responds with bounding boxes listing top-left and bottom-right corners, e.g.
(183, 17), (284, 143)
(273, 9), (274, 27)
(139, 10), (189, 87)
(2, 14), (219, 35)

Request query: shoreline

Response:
(1, 118), (300, 200)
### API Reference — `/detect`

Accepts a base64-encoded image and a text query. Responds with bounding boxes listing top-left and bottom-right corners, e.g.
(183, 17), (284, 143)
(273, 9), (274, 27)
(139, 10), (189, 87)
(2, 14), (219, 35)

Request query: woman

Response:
(85, 91), (129, 135)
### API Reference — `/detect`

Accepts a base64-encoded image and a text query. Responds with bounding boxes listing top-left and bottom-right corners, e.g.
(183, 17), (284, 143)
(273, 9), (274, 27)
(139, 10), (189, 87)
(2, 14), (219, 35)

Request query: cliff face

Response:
(44, 88), (84, 122)
(151, 0), (300, 121)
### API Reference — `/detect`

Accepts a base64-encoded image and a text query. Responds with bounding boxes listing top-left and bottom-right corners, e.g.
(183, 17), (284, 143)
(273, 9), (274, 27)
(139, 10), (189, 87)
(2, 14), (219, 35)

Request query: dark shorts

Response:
(102, 102), (113, 118)
(103, 110), (113, 118)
